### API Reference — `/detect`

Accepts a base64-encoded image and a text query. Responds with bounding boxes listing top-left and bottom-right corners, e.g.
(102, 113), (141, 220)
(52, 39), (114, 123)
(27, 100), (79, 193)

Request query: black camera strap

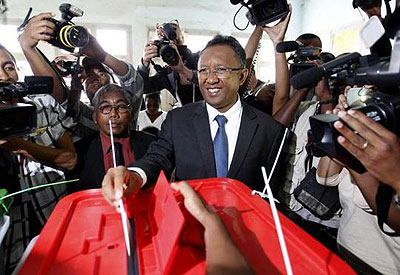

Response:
(376, 183), (400, 236)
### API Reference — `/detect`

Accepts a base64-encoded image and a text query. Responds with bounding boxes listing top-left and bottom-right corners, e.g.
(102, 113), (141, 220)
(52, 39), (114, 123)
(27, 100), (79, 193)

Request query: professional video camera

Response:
(154, 22), (188, 66)
(275, 40), (323, 78)
(294, 29), (400, 172)
(46, 4), (89, 52)
(230, 0), (290, 27)
(0, 76), (53, 139)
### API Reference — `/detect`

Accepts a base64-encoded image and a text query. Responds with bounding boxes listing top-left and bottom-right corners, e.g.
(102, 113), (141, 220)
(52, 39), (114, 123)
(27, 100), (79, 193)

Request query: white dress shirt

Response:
(130, 96), (243, 186)
(206, 97), (243, 169)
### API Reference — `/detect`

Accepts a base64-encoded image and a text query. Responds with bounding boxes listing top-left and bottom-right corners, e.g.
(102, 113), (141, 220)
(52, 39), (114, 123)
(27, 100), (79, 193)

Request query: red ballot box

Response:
(19, 172), (355, 274)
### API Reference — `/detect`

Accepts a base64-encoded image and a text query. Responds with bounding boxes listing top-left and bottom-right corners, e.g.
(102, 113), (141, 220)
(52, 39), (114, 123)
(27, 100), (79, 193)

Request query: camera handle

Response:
(66, 52), (83, 119)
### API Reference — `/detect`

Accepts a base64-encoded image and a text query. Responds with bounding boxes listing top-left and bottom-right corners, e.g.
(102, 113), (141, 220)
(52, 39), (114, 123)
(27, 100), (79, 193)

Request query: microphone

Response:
(276, 41), (303, 53)
(291, 52), (361, 89)
(230, 0), (243, 5)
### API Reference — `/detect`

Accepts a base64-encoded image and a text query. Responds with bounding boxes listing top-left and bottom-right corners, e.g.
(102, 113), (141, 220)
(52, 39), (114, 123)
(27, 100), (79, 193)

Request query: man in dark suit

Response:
(67, 84), (156, 191)
(102, 35), (284, 208)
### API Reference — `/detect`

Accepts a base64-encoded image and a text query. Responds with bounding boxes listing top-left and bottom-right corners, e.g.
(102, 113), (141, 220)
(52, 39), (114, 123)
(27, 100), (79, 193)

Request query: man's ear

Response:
(239, 68), (249, 86)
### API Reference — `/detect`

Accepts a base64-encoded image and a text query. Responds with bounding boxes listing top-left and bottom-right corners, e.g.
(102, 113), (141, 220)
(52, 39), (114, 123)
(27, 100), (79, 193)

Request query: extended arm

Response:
(1, 132), (76, 170)
(263, 4), (292, 115)
(18, 12), (68, 103)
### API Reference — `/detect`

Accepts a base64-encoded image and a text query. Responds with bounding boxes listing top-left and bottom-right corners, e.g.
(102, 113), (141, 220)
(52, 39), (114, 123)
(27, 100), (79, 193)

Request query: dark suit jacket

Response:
(135, 100), (285, 191)
(67, 130), (156, 191)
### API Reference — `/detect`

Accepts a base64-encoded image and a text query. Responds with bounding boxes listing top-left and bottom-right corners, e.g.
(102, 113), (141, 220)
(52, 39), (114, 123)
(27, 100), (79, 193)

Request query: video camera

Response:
(230, 0), (290, 26)
(154, 22), (187, 66)
(275, 40), (323, 79)
(295, 30), (400, 172)
(0, 76), (53, 139)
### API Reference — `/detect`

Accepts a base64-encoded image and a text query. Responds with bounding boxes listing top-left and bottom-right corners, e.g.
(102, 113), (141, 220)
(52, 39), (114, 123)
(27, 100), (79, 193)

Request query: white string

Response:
(109, 119), (131, 257)
(252, 128), (288, 201)
(251, 127), (292, 274)
(109, 119), (117, 168)
(261, 166), (293, 275)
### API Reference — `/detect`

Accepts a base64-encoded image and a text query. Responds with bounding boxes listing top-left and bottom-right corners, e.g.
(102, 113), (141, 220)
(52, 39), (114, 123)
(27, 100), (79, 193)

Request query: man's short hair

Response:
(296, 33), (322, 48)
(0, 43), (17, 65)
(201, 35), (246, 67)
(92, 83), (131, 109)
(145, 92), (161, 104)
(82, 57), (113, 77)
(352, 0), (381, 9)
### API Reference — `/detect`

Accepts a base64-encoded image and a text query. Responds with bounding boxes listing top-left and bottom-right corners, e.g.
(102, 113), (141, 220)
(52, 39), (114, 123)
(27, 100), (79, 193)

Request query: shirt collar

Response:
(206, 95), (242, 124)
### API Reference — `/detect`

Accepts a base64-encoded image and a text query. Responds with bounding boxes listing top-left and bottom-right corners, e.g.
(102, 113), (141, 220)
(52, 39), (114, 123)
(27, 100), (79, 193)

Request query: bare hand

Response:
(142, 40), (158, 67)
(334, 109), (400, 193)
(262, 4), (292, 45)
(101, 166), (143, 210)
(19, 12), (56, 50)
(171, 181), (211, 226)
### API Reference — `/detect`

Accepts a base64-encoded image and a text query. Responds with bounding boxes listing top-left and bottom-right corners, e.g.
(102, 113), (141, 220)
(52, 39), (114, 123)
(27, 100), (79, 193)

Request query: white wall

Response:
(1, 0), (397, 63)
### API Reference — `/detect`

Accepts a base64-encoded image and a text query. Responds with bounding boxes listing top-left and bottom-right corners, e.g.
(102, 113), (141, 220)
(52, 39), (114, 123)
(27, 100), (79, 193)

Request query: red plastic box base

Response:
(20, 173), (355, 274)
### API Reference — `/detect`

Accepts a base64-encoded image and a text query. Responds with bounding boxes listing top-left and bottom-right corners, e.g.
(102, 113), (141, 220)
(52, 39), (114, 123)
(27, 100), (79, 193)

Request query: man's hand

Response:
(334, 109), (400, 193)
(101, 166), (143, 210)
(262, 4), (292, 46)
(19, 12), (56, 50)
(171, 181), (211, 226)
(142, 40), (158, 68)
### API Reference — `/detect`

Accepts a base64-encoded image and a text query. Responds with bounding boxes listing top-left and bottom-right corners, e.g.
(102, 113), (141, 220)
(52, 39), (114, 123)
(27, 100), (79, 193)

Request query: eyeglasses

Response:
(98, 104), (130, 115)
(197, 66), (243, 79)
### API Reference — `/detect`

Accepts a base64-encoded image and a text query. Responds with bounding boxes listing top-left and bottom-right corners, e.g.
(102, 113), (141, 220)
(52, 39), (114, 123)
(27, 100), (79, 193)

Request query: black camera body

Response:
(153, 22), (189, 66)
(0, 76), (53, 139)
(245, 0), (290, 26)
(47, 4), (89, 52)
(154, 39), (181, 66)
(308, 92), (400, 173)
(288, 47), (321, 79)
(56, 60), (83, 77)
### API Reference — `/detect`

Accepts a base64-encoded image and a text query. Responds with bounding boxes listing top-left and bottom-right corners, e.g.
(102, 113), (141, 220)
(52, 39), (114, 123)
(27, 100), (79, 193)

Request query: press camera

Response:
(0, 76), (53, 139)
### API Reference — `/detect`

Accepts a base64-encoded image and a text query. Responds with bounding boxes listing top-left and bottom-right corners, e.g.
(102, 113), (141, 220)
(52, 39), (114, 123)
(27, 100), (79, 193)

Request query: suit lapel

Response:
(192, 102), (216, 178)
(228, 103), (258, 178)
(90, 135), (106, 184)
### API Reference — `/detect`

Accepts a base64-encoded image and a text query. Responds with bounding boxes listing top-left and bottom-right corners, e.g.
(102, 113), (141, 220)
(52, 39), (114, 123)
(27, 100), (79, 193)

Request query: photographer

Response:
(138, 20), (203, 107)
(240, 4), (292, 115)
(316, 101), (400, 274)
(19, 11), (145, 140)
(353, 0), (392, 57)
(0, 44), (77, 273)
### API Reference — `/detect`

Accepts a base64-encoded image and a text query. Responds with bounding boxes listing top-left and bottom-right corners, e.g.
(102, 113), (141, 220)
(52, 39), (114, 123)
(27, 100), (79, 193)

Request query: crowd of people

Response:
(0, 0), (399, 274)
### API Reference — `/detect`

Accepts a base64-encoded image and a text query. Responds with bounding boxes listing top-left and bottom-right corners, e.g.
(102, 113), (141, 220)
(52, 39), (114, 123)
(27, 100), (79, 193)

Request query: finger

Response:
(334, 118), (369, 150)
(171, 181), (209, 224)
(30, 12), (55, 23)
(101, 171), (116, 206)
(337, 111), (379, 143)
(347, 109), (389, 139)
(337, 134), (366, 159)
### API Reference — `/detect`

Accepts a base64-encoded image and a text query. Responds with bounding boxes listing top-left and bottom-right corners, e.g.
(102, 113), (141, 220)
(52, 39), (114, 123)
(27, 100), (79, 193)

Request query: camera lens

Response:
(59, 25), (89, 49)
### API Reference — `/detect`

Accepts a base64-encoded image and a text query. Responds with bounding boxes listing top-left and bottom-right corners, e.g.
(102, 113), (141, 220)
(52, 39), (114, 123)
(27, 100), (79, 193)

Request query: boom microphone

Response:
(291, 52), (361, 89)
(276, 41), (303, 53)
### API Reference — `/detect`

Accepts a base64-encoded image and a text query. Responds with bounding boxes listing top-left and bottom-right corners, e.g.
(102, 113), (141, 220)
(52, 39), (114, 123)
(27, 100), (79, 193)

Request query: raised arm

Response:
(18, 12), (68, 103)
(263, 4), (292, 115)
(80, 33), (128, 76)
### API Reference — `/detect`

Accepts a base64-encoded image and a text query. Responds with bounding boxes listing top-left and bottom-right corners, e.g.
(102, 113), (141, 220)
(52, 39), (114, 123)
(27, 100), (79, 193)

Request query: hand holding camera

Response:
(18, 12), (56, 51)
(334, 109), (400, 193)
(142, 40), (158, 68)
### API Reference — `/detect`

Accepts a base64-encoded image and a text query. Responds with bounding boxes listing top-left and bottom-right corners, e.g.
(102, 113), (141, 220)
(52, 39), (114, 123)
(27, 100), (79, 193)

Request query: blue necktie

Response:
(213, 115), (228, 178)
